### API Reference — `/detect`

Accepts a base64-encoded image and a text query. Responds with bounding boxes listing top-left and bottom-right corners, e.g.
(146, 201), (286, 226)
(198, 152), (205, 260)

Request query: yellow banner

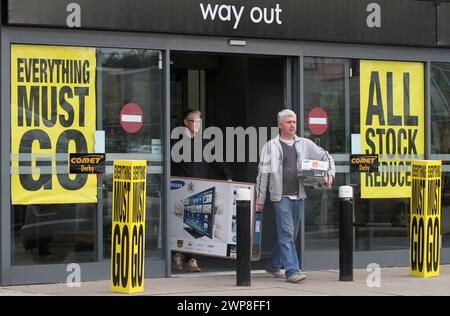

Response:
(409, 160), (441, 278)
(360, 60), (425, 198)
(111, 160), (147, 294)
(11, 44), (97, 204)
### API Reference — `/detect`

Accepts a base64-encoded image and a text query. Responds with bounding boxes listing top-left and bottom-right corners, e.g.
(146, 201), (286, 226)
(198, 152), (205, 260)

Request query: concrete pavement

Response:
(1, 265), (450, 296)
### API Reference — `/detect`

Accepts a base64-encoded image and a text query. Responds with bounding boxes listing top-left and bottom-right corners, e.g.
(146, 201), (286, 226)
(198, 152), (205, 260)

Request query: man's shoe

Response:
(265, 269), (284, 278)
(186, 258), (202, 272)
(286, 274), (306, 283)
(172, 253), (183, 271)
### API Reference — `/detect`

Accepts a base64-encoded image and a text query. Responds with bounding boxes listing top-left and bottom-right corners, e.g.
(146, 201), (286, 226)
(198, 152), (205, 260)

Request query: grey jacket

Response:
(256, 135), (336, 204)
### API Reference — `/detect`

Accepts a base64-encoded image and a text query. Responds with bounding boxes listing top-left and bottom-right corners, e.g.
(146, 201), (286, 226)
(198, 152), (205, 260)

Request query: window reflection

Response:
(431, 63), (450, 154)
(431, 62), (450, 247)
(305, 175), (345, 251)
(304, 57), (348, 153)
(12, 204), (96, 265)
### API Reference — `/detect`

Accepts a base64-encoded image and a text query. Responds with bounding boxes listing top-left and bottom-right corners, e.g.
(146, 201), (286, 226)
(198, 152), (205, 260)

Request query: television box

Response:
(170, 177), (260, 260)
(298, 159), (329, 189)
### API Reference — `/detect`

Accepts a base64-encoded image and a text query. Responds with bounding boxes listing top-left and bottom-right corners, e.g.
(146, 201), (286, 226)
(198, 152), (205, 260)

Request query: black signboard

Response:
(438, 3), (450, 47)
(5, 0), (436, 47)
(350, 154), (379, 173)
(69, 153), (105, 174)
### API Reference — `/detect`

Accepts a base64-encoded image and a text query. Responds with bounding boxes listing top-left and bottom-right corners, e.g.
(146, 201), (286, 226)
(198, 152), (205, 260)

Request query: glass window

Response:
(431, 62), (450, 247)
(12, 203), (96, 265)
(11, 46), (165, 265)
(431, 63), (450, 154)
(10, 44), (99, 265)
(304, 57), (425, 254)
(304, 57), (349, 153)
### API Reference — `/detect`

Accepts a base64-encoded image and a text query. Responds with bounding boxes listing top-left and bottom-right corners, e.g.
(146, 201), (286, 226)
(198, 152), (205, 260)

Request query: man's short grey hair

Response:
(278, 109), (297, 123)
(183, 109), (202, 121)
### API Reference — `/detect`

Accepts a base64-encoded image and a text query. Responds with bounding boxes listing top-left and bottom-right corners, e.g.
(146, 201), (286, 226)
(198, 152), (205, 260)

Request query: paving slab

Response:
(2, 265), (450, 296)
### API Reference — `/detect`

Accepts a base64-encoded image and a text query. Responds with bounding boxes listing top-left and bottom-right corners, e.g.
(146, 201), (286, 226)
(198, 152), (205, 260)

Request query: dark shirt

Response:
(171, 135), (232, 180)
(280, 141), (299, 196)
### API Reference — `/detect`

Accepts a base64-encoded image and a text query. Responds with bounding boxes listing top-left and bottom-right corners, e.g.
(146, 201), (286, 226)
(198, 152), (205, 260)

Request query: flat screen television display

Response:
(183, 187), (215, 239)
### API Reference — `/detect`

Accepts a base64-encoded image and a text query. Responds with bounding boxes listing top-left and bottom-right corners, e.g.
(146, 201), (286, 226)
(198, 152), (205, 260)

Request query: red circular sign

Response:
(120, 103), (143, 134)
(307, 107), (328, 136)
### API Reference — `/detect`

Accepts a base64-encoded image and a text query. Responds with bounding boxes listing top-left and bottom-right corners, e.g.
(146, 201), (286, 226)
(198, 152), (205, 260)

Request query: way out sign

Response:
(409, 160), (442, 278)
(111, 160), (147, 294)
(120, 103), (143, 134)
(307, 107), (328, 136)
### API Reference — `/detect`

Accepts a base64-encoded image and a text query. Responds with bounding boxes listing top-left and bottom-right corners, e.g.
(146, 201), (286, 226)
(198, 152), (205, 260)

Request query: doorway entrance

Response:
(170, 52), (289, 273)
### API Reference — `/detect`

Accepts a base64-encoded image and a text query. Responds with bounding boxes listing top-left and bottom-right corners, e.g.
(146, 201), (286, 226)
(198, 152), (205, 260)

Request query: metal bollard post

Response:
(339, 185), (354, 282)
(236, 189), (251, 286)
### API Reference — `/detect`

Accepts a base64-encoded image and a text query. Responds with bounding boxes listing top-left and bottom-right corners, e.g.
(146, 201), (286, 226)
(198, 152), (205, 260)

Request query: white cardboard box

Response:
(170, 177), (261, 260)
(298, 159), (329, 189)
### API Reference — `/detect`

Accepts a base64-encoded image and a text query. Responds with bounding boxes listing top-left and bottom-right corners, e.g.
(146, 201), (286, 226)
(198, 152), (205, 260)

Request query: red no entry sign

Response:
(120, 103), (143, 134)
(308, 107), (328, 136)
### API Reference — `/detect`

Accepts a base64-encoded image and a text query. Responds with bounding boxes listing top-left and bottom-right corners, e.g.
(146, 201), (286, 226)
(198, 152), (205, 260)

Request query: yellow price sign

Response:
(111, 160), (147, 294)
(409, 160), (441, 278)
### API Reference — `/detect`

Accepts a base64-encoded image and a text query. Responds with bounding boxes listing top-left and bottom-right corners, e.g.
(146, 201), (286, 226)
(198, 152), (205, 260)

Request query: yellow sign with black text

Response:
(409, 160), (441, 278)
(11, 45), (97, 204)
(111, 160), (147, 294)
(360, 60), (425, 198)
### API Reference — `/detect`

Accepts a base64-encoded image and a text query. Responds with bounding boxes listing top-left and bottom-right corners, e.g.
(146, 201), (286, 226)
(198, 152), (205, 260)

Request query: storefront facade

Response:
(1, 0), (450, 285)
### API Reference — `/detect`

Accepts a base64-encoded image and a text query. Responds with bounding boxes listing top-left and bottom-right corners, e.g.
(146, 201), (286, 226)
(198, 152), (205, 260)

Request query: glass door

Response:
(97, 48), (165, 262)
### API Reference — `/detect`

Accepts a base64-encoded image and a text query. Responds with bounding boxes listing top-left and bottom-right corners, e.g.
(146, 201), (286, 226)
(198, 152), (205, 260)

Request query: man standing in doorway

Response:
(256, 109), (335, 283)
(171, 109), (232, 272)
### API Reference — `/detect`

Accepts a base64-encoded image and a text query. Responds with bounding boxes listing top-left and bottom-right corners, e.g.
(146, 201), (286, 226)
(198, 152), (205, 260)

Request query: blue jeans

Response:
(266, 197), (304, 278)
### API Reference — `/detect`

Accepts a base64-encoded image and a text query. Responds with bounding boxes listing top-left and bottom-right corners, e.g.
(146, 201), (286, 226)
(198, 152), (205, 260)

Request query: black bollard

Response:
(339, 185), (354, 282)
(236, 189), (251, 286)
